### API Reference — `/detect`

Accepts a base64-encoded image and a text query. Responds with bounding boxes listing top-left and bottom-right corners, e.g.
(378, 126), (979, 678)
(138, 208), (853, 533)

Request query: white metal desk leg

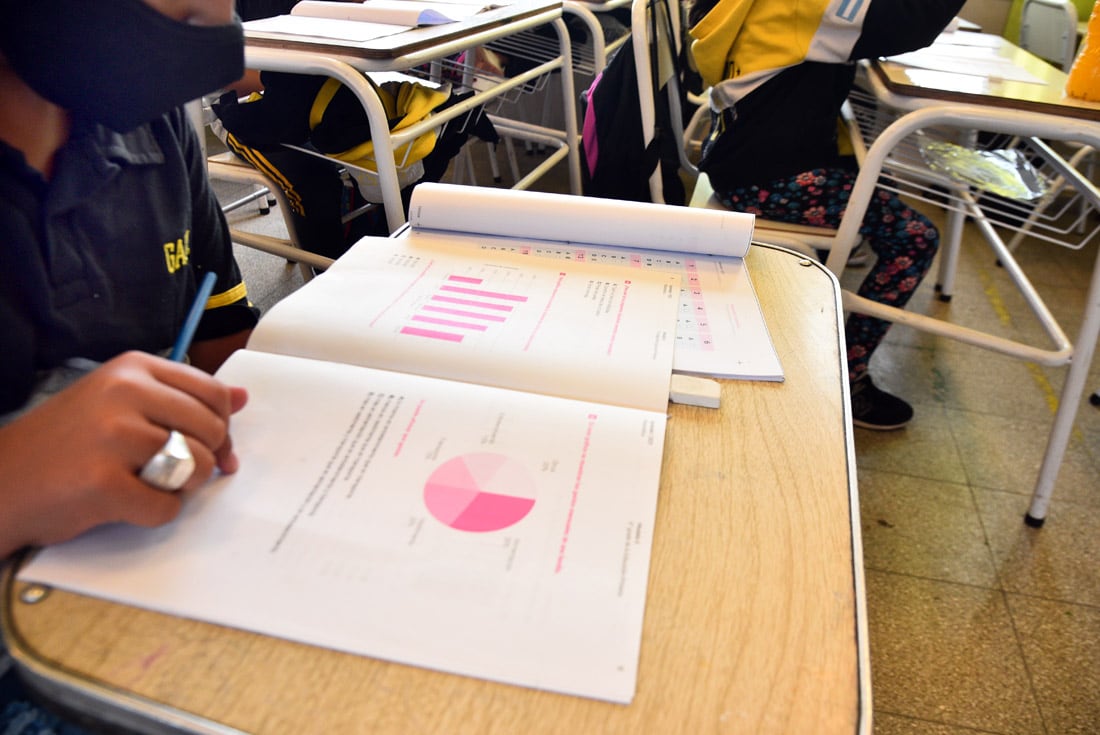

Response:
(564, 2), (607, 71)
(934, 130), (978, 301)
(1026, 248), (1100, 526)
(552, 17), (582, 195)
(243, 49), (407, 232)
(934, 200), (967, 301)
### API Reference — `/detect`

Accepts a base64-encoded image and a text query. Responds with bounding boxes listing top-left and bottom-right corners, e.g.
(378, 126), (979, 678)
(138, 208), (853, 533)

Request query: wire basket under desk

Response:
(846, 88), (1100, 253)
(407, 51), (551, 111)
(402, 17), (623, 103)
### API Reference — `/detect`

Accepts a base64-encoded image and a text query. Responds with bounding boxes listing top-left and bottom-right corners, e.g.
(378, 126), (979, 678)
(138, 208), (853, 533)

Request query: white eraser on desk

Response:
(669, 374), (721, 409)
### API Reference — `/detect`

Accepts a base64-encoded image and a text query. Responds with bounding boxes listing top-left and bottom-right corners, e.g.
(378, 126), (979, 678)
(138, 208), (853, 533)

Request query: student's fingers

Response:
(212, 432), (240, 475)
(101, 353), (244, 457)
(108, 476), (186, 528)
(212, 387), (247, 475)
(228, 385), (249, 413)
(143, 354), (240, 420)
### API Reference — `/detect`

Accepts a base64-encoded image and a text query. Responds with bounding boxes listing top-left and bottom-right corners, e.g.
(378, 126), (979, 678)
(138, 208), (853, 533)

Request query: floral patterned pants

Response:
(716, 168), (939, 380)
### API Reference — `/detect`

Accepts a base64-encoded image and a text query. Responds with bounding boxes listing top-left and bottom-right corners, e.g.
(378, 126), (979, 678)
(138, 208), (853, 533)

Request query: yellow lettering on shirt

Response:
(163, 230), (191, 274)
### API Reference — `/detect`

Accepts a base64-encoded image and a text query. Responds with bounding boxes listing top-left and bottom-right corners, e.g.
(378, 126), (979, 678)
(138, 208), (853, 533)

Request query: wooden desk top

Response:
(2, 245), (868, 735)
(245, 0), (561, 61)
(872, 34), (1100, 121)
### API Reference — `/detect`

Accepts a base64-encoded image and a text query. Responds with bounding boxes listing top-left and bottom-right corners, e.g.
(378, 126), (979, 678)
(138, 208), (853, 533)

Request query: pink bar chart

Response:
(401, 275), (528, 343)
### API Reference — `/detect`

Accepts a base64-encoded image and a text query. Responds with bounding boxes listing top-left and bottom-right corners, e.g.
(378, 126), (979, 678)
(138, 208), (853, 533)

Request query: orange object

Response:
(1066, 2), (1100, 100)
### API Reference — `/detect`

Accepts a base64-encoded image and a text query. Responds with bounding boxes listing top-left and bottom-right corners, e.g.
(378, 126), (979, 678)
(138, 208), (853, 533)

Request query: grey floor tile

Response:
(944, 408), (1100, 508)
(864, 342), (948, 405)
(1004, 594), (1100, 735)
(854, 403), (969, 486)
(930, 354), (1057, 423)
(859, 470), (997, 587)
(873, 342), (1055, 423)
(1027, 366), (1100, 477)
(212, 175), (310, 314)
(1014, 237), (1099, 293)
(233, 243), (307, 315)
(1086, 421), (1100, 468)
(866, 571), (1043, 734)
(976, 489), (1100, 607)
(873, 711), (1017, 734)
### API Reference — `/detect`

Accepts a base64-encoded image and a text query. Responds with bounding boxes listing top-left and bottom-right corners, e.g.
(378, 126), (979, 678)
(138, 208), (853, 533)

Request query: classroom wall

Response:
(959, 0), (1014, 35)
(963, 0), (1098, 41)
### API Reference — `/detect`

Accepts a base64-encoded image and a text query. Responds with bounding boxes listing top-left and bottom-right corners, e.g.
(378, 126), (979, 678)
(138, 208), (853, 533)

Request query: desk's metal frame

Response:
(850, 49), (1100, 524)
(241, 2), (582, 235)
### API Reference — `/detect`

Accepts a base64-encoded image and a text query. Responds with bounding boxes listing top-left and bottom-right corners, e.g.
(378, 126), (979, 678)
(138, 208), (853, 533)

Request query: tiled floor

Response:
(214, 145), (1100, 734)
(850, 204), (1100, 735)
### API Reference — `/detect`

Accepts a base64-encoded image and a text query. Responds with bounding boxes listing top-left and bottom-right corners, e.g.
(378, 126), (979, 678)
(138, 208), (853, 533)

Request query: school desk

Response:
(1, 242), (869, 735)
(859, 34), (1100, 525)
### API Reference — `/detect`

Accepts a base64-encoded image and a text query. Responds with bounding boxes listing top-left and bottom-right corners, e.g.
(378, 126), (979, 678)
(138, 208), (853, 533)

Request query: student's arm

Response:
(189, 329), (252, 373)
(852, 0), (968, 60)
(0, 352), (247, 560)
(175, 106), (259, 372)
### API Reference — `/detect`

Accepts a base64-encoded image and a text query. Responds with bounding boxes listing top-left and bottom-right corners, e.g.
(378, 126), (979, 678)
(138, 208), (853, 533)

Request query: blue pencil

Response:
(169, 271), (218, 362)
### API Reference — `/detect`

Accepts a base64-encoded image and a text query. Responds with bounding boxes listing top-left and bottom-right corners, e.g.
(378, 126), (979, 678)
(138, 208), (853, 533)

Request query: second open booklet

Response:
(17, 196), (688, 704)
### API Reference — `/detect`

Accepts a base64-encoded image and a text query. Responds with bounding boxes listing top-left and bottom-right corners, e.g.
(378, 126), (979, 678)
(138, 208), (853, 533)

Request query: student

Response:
(0, 0), (259, 727)
(0, 0), (258, 559)
(688, 0), (966, 430)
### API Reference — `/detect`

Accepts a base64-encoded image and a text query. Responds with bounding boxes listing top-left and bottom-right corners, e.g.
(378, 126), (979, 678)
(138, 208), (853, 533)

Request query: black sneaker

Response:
(850, 374), (913, 430)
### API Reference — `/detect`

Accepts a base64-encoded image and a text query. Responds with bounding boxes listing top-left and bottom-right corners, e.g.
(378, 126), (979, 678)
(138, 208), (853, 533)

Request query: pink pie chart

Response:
(424, 453), (536, 532)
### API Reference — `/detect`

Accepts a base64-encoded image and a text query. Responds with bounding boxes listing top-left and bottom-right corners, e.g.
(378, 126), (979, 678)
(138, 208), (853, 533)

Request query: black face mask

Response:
(0, 0), (244, 133)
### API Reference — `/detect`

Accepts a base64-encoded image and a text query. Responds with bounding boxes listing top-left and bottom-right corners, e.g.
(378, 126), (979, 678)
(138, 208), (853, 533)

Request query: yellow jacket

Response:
(690, 0), (870, 111)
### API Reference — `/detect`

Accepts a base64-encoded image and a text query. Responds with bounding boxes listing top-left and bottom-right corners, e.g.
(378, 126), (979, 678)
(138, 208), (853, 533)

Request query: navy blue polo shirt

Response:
(0, 107), (259, 413)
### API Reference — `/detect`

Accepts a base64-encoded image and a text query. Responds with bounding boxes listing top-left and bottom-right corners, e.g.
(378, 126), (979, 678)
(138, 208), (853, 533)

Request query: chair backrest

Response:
(630, 0), (698, 203)
(1019, 0), (1080, 70)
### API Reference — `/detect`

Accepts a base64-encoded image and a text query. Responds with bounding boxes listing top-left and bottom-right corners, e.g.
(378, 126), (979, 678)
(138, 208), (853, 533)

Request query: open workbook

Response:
(18, 220), (685, 703)
(402, 182), (781, 381)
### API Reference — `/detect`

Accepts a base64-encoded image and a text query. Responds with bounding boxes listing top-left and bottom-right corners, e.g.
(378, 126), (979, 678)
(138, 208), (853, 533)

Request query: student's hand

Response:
(0, 351), (248, 559)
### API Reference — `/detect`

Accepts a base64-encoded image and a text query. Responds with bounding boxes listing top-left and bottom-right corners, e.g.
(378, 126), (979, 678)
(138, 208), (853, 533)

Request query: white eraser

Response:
(669, 374), (721, 409)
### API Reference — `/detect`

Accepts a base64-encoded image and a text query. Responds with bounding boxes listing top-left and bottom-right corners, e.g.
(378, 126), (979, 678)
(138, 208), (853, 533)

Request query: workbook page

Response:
(20, 349), (667, 704)
(404, 183), (783, 382)
(247, 237), (681, 412)
(410, 182), (757, 257)
(403, 183), (782, 381)
(432, 232), (783, 381)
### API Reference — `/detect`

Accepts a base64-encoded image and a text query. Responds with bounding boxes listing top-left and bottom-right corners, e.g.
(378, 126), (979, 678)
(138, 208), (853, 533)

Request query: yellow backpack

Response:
(309, 77), (451, 173)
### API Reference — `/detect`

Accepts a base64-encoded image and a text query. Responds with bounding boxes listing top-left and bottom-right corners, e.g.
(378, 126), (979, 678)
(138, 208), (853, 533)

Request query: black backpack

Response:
(579, 0), (685, 205)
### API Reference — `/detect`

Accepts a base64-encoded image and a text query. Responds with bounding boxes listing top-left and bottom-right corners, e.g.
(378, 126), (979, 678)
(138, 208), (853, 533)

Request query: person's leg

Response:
(846, 186), (939, 379)
(225, 137), (360, 261)
(718, 169), (939, 428)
